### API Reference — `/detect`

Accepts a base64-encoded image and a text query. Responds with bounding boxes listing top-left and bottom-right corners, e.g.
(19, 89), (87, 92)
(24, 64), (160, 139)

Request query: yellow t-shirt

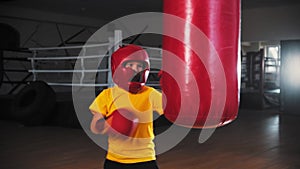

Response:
(89, 86), (163, 163)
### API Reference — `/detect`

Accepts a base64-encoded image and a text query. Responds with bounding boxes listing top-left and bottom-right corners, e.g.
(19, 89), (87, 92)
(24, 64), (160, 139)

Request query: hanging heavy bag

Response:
(161, 0), (241, 128)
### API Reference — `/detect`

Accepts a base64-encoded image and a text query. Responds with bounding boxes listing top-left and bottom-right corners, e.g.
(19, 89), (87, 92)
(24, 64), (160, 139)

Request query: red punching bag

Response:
(162, 0), (240, 128)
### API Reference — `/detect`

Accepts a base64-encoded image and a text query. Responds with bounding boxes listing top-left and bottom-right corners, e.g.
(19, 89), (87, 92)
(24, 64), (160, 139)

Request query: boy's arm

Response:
(90, 109), (139, 137)
(151, 89), (164, 115)
(89, 90), (110, 134)
(90, 111), (105, 134)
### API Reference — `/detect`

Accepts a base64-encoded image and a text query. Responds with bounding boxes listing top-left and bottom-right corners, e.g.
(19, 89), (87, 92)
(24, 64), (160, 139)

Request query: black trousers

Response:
(104, 159), (159, 169)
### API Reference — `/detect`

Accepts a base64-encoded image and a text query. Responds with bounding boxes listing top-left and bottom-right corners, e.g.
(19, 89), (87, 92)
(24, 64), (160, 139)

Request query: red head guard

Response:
(111, 45), (150, 93)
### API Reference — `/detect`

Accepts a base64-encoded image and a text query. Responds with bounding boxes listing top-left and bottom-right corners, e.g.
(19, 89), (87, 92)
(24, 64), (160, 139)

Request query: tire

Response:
(48, 100), (81, 128)
(11, 81), (56, 126)
(0, 94), (15, 120)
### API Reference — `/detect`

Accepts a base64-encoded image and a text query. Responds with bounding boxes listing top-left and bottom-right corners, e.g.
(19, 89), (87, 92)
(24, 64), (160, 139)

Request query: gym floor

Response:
(0, 108), (299, 169)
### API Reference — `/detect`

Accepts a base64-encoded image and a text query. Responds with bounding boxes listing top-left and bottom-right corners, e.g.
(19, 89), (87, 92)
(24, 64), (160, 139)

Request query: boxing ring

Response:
(27, 30), (162, 90)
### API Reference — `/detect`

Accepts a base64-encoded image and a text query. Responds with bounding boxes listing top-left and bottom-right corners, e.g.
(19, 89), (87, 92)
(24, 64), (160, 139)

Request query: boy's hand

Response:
(90, 112), (109, 134)
(90, 109), (139, 137)
(108, 109), (139, 137)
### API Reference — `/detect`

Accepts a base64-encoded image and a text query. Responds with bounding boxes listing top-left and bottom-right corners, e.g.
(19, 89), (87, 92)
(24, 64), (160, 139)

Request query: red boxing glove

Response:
(107, 109), (139, 137)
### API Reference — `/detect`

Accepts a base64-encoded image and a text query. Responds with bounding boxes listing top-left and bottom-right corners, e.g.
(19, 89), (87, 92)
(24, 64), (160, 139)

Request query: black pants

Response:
(104, 159), (159, 169)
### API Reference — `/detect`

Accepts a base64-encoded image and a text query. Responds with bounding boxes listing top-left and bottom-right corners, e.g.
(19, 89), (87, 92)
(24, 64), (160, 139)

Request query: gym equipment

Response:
(162, 0), (241, 128)
(106, 109), (139, 136)
(111, 45), (150, 93)
(11, 81), (56, 126)
(0, 94), (15, 120)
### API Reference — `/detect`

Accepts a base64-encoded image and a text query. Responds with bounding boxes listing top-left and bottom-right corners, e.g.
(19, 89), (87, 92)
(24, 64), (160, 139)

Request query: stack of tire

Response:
(0, 81), (81, 128)
(0, 81), (56, 126)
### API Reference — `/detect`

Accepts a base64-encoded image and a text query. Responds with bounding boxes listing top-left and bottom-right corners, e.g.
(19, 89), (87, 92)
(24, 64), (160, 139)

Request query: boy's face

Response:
(124, 61), (144, 73)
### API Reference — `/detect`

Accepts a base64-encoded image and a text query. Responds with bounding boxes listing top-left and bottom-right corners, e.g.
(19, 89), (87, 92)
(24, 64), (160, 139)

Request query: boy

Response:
(89, 44), (163, 169)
